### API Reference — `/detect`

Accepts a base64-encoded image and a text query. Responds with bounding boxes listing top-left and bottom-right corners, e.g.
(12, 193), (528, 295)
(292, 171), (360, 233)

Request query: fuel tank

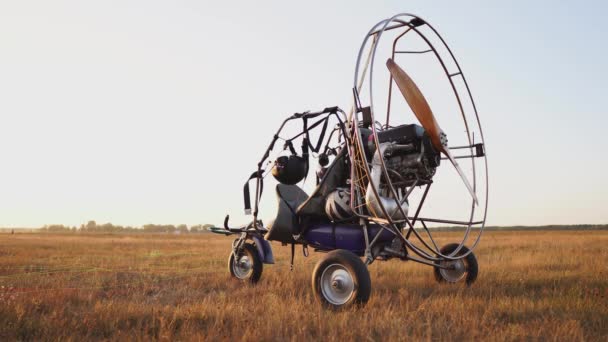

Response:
(303, 223), (394, 256)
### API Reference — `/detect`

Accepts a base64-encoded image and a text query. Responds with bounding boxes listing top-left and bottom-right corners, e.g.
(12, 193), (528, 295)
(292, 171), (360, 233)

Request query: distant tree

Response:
(34, 221), (225, 234)
(143, 224), (177, 233)
(177, 224), (189, 234)
(42, 225), (71, 232)
(86, 220), (97, 231)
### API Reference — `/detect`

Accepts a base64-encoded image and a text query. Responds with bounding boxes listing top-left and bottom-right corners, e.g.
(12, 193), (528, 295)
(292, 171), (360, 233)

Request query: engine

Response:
(361, 124), (440, 187)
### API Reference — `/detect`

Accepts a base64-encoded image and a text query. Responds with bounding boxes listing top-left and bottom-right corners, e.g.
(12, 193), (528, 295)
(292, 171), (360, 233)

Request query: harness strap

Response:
(243, 170), (264, 215)
(284, 140), (298, 156)
(302, 137), (309, 182)
(290, 242), (295, 271)
(303, 117), (330, 153)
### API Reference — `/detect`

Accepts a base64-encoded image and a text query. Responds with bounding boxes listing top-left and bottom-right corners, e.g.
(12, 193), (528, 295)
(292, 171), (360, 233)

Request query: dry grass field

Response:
(0, 230), (606, 341)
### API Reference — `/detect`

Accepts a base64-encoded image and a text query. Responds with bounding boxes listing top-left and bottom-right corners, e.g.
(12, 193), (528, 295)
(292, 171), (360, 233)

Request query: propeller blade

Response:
(442, 147), (479, 206)
(386, 58), (443, 152)
(386, 58), (478, 205)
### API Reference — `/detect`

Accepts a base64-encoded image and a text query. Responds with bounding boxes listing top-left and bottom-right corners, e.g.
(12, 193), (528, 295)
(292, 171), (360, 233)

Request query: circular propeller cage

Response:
(346, 13), (489, 261)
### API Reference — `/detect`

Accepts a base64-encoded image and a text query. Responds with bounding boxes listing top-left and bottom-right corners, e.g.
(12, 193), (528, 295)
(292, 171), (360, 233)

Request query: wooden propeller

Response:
(386, 58), (478, 205)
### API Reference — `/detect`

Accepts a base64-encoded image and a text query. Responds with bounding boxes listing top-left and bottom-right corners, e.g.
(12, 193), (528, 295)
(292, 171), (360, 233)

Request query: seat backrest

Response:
(276, 184), (309, 212)
(264, 184), (309, 243)
(296, 148), (348, 217)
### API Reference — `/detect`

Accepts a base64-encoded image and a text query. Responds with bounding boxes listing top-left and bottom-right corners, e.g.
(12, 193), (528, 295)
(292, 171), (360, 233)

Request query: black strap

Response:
(284, 140), (297, 156)
(290, 242), (295, 271)
(322, 113), (347, 154)
(330, 112), (348, 147)
(303, 117), (330, 153)
(243, 170), (264, 215)
(302, 137), (309, 181)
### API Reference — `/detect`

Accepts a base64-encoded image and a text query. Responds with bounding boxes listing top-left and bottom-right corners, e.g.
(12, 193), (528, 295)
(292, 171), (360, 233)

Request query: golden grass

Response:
(0, 230), (606, 341)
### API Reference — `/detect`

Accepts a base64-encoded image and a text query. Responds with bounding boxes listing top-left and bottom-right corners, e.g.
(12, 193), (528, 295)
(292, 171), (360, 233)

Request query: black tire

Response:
(228, 243), (263, 284)
(312, 249), (371, 309)
(433, 243), (478, 286)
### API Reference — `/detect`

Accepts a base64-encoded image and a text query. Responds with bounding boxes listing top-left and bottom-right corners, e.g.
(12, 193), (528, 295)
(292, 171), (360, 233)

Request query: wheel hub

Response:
(320, 264), (355, 305)
(233, 253), (253, 279)
(439, 258), (466, 283)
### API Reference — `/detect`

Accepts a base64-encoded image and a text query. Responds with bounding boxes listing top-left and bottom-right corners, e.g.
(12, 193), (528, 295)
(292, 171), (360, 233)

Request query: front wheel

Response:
(228, 243), (263, 284)
(312, 249), (371, 309)
(434, 243), (478, 286)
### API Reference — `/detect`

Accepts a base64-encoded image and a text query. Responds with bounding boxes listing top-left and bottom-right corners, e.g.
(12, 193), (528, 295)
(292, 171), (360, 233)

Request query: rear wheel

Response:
(434, 243), (478, 286)
(228, 243), (263, 284)
(312, 249), (371, 309)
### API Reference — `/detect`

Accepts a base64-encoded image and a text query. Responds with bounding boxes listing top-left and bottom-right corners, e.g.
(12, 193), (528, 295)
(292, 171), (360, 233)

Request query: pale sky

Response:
(1, 1), (606, 228)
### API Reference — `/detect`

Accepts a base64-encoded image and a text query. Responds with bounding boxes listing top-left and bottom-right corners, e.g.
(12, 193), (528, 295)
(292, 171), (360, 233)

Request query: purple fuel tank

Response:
(303, 223), (394, 255)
